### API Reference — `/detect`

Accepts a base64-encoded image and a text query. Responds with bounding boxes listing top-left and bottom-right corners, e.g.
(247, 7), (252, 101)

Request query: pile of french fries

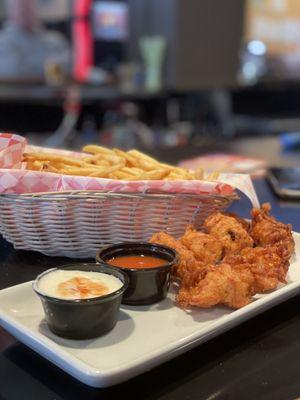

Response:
(23, 145), (219, 181)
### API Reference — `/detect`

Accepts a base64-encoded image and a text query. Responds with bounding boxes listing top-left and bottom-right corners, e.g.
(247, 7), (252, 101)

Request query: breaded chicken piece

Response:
(203, 212), (254, 256)
(250, 203), (295, 260)
(176, 263), (255, 309)
(226, 212), (250, 231)
(149, 231), (206, 279)
(224, 245), (289, 293)
(180, 226), (223, 265)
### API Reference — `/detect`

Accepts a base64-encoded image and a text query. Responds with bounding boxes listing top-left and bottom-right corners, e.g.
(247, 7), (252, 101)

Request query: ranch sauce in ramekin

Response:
(37, 269), (123, 300)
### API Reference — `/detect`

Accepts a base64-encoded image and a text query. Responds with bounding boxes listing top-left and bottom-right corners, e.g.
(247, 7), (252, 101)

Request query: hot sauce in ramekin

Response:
(107, 254), (166, 269)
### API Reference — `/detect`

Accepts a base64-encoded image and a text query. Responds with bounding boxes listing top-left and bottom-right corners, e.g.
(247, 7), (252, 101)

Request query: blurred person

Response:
(0, 0), (70, 82)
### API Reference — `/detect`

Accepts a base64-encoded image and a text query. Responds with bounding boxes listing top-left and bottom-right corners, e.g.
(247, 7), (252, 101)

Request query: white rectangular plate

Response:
(0, 233), (299, 388)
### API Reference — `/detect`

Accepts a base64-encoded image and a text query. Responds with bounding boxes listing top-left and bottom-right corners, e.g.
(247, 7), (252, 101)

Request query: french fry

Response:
(92, 159), (111, 167)
(111, 170), (134, 179)
(88, 163), (125, 177)
(137, 169), (171, 180)
(163, 172), (179, 180)
(194, 167), (204, 180)
(113, 148), (140, 168)
(206, 171), (220, 181)
(127, 150), (160, 166)
(121, 167), (144, 176)
(23, 152), (83, 167)
(82, 156), (107, 166)
(42, 163), (61, 173)
(100, 153), (124, 165)
(126, 150), (161, 171)
(167, 168), (193, 179)
(82, 144), (114, 156)
(25, 161), (35, 170)
(32, 160), (44, 171)
(59, 167), (104, 176)
(166, 171), (187, 180)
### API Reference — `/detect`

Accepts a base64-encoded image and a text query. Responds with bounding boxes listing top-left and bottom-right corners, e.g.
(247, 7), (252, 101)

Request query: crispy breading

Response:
(180, 226), (223, 264)
(177, 263), (255, 309)
(149, 231), (206, 279)
(250, 203), (295, 260)
(203, 212), (254, 256)
(224, 245), (289, 293)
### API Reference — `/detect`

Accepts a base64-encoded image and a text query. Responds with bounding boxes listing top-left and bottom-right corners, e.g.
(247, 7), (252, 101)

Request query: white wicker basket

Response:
(0, 191), (237, 258)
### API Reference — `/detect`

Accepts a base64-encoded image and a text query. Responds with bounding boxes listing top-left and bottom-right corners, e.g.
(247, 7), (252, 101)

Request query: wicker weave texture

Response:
(0, 191), (235, 258)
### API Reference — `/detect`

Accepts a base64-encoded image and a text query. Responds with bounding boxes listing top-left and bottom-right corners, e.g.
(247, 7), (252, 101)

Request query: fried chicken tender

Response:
(149, 231), (206, 279)
(180, 226), (223, 265)
(203, 212), (254, 256)
(224, 245), (289, 293)
(149, 231), (182, 253)
(250, 203), (295, 260)
(177, 263), (255, 309)
(226, 212), (250, 231)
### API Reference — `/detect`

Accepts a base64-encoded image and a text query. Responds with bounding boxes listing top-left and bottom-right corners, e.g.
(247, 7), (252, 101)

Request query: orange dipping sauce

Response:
(107, 254), (166, 269)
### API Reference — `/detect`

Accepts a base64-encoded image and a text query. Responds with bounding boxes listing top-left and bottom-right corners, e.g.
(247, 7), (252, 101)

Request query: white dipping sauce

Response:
(37, 269), (123, 300)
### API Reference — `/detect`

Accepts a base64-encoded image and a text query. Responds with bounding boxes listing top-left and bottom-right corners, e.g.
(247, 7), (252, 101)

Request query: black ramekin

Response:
(33, 263), (129, 340)
(96, 242), (178, 306)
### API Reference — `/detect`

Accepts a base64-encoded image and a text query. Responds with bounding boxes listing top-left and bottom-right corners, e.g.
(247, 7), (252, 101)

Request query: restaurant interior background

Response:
(0, 0), (300, 172)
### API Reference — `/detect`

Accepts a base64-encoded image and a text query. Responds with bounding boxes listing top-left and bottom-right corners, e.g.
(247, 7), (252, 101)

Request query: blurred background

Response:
(1, 0), (300, 172)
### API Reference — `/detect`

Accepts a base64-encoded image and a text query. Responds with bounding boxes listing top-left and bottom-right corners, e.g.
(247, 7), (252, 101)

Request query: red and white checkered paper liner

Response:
(0, 133), (27, 169)
(0, 133), (259, 207)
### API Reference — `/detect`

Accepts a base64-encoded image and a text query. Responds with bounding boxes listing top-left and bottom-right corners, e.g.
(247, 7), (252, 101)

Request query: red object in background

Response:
(72, 0), (94, 82)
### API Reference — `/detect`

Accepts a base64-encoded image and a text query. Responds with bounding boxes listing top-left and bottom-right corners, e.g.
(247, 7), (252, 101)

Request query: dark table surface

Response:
(0, 178), (300, 400)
